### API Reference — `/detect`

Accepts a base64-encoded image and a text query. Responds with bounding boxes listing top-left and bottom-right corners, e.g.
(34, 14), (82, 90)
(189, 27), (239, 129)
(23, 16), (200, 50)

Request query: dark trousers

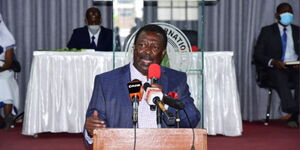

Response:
(268, 68), (299, 114)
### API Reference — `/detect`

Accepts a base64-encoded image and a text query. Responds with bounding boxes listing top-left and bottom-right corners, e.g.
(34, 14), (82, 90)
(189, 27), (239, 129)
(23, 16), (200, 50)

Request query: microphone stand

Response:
(132, 95), (139, 128)
(153, 97), (176, 127)
(176, 109), (180, 128)
(132, 96), (139, 150)
(156, 106), (162, 128)
(150, 78), (162, 128)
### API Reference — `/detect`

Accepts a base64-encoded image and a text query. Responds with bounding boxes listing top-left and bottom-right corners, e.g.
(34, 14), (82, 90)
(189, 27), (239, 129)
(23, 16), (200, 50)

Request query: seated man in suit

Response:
(67, 7), (113, 51)
(254, 3), (299, 128)
(84, 24), (200, 144)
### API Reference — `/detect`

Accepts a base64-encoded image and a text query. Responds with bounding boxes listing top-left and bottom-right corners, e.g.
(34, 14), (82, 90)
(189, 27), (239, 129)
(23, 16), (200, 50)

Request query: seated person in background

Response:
(254, 3), (299, 128)
(67, 7), (113, 51)
(0, 14), (20, 129)
(84, 24), (200, 144)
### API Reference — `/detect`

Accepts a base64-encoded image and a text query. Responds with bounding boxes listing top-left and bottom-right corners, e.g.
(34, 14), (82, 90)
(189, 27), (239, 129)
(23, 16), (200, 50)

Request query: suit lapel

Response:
(157, 67), (169, 128)
(120, 64), (131, 99)
(84, 26), (91, 47)
(158, 67), (169, 94)
(292, 25), (300, 55)
(119, 64), (133, 127)
(97, 26), (105, 50)
(272, 24), (283, 54)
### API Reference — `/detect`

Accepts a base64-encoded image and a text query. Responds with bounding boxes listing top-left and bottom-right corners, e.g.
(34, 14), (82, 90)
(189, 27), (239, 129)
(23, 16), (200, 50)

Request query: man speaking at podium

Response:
(84, 24), (200, 144)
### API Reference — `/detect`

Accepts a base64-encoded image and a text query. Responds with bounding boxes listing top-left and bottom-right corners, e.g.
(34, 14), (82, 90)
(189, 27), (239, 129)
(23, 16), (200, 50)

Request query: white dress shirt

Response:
(277, 24), (298, 62)
(88, 27), (101, 46)
(268, 24), (298, 67)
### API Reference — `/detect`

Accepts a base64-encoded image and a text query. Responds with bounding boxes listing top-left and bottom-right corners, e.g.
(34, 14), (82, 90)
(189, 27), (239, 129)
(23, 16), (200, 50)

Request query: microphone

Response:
(162, 95), (185, 110)
(143, 83), (162, 106)
(147, 64), (185, 110)
(143, 83), (175, 126)
(148, 63), (160, 84)
(127, 79), (142, 126)
(153, 96), (176, 126)
(144, 83), (185, 110)
(127, 79), (142, 101)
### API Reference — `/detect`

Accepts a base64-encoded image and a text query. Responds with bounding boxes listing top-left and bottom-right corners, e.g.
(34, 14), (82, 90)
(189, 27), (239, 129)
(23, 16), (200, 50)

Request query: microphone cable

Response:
(133, 123), (137, 150)
(183, 109), (196, 150)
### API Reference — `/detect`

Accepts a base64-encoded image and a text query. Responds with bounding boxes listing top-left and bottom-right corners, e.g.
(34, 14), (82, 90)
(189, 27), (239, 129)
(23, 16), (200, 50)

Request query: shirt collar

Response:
(129, 62), (148, 84)
(277, 23), (291, 32)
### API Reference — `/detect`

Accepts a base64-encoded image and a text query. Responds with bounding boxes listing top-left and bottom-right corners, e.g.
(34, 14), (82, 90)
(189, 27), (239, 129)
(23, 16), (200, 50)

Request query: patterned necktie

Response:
(281, 28), (287, 61)
(91, 36), (96, 49)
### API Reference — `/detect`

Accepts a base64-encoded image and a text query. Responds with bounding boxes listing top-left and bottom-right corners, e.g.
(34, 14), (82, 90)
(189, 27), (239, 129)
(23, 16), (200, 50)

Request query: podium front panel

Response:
(93, 128), (207, 150)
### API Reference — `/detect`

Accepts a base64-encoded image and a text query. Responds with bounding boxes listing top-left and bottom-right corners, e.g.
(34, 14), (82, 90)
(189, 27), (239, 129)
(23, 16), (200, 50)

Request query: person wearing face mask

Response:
(67, 7), (113, 51)
(254, 3), (299, 128)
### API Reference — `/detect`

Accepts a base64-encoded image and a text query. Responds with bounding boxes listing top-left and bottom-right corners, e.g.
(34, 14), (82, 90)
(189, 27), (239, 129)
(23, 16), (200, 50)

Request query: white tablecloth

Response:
(22, 51), (242, 136)
(203, 52), (242, 136)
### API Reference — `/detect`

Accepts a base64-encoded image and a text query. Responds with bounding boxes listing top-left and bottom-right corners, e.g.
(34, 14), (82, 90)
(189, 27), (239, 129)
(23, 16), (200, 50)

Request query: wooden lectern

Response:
(93, 128), (207, 150)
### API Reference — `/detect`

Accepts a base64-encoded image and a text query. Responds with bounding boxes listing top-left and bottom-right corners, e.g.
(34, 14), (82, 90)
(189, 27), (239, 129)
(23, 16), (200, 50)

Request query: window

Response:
(157, 1), (198, 21)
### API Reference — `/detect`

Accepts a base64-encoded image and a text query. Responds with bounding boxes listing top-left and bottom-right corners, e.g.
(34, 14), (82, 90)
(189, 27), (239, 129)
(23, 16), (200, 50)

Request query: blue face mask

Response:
(279, 12), (293, 25)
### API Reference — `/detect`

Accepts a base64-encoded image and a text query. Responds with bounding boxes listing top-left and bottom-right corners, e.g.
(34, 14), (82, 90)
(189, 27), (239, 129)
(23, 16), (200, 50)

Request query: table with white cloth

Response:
(202, 52), (242, 136)
(22, 51), (242, 136)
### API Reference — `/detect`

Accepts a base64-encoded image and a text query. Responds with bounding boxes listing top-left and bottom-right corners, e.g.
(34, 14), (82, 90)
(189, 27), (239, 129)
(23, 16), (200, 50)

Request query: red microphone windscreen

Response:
(148, 64), (161, 79)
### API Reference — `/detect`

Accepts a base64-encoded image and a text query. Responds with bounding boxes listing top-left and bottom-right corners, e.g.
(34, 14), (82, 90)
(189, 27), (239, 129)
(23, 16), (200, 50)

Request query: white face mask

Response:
(88, 25), (100, 34)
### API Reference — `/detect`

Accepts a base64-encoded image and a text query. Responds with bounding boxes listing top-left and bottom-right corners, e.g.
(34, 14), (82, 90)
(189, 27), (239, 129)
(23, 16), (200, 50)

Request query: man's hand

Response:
(85, 110), (106, 137)
(271, 59), (287, 69)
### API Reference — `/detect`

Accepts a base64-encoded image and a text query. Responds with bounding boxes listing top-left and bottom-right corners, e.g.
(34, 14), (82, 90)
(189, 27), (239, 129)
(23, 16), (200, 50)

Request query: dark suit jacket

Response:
(85, 64), (200, 129)
(67, 26), (113, 51)
(254, 23), (300, 67)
